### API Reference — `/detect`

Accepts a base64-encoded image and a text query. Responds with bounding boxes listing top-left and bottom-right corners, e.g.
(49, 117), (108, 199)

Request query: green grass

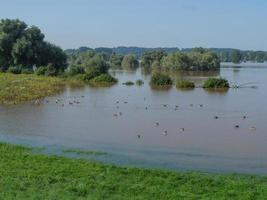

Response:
(0, 142), (267, 199)
(0, 73), (65, 104)
(176, 80), (195, 89)
(63, 149), (109, 156)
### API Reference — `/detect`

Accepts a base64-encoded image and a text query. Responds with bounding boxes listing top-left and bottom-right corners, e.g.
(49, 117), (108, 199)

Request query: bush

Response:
(83, 68), (101, 81)
(35, 66), (47, 75)
(136, 79), (144, 86)
(176, 80), (195, 89)
(89, 74), (117, 86)
(203, 78), (229, 88)
(21, 68), (34, 74)
(7, 67), (21, 74)
(150, 73), (172, 86)
(35, 64), (58, 76)
(67, 65), (85, 76)
(123, 81), (135, 86)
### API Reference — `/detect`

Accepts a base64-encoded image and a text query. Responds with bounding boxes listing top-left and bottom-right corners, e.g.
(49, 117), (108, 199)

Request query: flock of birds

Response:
(34, 95), (257, 139)
(110, 98), (257, 139)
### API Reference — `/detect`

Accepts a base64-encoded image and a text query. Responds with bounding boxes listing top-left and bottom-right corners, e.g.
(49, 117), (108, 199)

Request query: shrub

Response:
(136, 79), (144, 86)
(203, 78), (230, 88)
(44, 64), (57, 76)
(21, 68), (34, 74)
(150, 73), (172, 86)
(67, 65), (85, 76)
(7, 67), (21, 74)
(123, 81), (135, 86)
(176, 80), (195, 89)
(35, 66), (47, 75)
(89, 74), (117, 86)
(83, 68), (101, 81)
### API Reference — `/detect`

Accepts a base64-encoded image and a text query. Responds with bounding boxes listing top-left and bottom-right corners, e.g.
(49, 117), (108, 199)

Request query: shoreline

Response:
(0, 142), (267, 199)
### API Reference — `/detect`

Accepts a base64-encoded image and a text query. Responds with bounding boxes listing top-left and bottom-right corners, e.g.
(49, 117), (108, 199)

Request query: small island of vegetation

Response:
(203, 78), (230, 89)
(176, 80), (195, 89)
(150, 73), (173, 87)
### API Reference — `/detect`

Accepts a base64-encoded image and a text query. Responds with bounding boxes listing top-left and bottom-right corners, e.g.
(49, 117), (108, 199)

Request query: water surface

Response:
(0, 65), (267, 174)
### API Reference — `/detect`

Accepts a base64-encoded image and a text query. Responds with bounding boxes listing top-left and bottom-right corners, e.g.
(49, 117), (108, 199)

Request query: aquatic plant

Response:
(136, 79), (144, 86)
(150, 73), (172, 86)
(203, 78), (230, 88)
(123, 81), (135, 86)
(176, 80), (195, 89)
(89, 74), (117, 86)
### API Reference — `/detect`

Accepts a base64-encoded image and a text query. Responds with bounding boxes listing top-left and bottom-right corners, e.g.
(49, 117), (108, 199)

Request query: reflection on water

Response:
(0, 66), (267, 174)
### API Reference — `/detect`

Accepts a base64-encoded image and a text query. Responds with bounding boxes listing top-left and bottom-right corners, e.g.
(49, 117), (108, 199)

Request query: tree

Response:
(109, 53), (123, 68)
(141, 50), (167, 69)
(121, 54), (139, 70)
(0, 19), (67, 72)
(231, 50), (242, 63)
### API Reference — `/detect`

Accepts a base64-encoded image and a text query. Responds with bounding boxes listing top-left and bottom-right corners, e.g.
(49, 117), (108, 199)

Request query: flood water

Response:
(1, 64), (267, 174)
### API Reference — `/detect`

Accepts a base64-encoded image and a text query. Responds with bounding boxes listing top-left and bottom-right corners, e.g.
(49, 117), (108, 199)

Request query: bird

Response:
(243, 115), (247, 119)
(81, 96), (85, 98)
(163, 104), (167, 107)
(155, 122), (159, 126)
(179, 128), (185, 132)
(113, 113), (118, 117)
(137, 134), (141, 139)
(214, 116), (219, 119)
(235, 124), (240, 128)
(162, 130), (168, 136)
(124, 101), (128, 104)
(250, 126), (256, 131)
(119, 112), (122, 116)
(199, 104), (203, 107)
(116, 101), (119, 104)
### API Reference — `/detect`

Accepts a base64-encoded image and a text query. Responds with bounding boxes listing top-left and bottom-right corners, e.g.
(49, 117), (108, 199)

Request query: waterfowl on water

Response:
(162, 130), (168, 136)
(163, 104), (167, 107)
(250, 126), (256, 131)
(243, 115), (247, 119)
(180, 128), (185, 132)
(116, 101), (119, 104)
(155, 122), (159, 126)
(214, 116), (219, 119)
(119, 112), (122, 116)
(113, 113), (118, 117)
(235, 124), (240, 128)
(124, 101), (128, 104)
(145, 107), (148, 110)
(199, 104), (203, 107)
(81, 96), (85, 98)
(137, 134), (141, 139)
(69, 102), (73, 105)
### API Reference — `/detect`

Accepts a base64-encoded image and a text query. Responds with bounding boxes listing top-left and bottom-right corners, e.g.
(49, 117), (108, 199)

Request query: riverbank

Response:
(0, 73), (65, 104)
(0, 142), (266, 199)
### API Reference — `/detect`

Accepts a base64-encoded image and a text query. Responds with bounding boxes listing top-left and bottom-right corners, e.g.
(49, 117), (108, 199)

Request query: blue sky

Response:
(0, 0), (267, 50)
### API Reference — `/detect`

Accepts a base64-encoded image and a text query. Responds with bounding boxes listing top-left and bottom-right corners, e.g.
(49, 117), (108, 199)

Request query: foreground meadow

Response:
(0, 143), (267, 199)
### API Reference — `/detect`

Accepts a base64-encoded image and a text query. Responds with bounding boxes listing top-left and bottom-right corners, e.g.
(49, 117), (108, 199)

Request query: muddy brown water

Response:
(0, 64), (267, 174)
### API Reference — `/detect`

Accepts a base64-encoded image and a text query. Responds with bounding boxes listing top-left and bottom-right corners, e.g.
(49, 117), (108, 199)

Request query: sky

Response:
(0, 0), (267, 50)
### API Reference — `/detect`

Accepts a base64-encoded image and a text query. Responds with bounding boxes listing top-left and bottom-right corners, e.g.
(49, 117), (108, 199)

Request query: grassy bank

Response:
(0, 73), (65, 104)
(0, 143), (267, 199)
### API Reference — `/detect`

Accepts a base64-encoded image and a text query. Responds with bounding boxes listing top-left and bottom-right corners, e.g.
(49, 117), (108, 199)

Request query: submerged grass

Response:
(63, 149), (109, 156)
(0, 73), (65, 104)
(0, 142), (267, 199)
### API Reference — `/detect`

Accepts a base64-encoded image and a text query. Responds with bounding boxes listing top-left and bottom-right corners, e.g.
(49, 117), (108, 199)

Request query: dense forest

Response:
(66, 47), (267, 63)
